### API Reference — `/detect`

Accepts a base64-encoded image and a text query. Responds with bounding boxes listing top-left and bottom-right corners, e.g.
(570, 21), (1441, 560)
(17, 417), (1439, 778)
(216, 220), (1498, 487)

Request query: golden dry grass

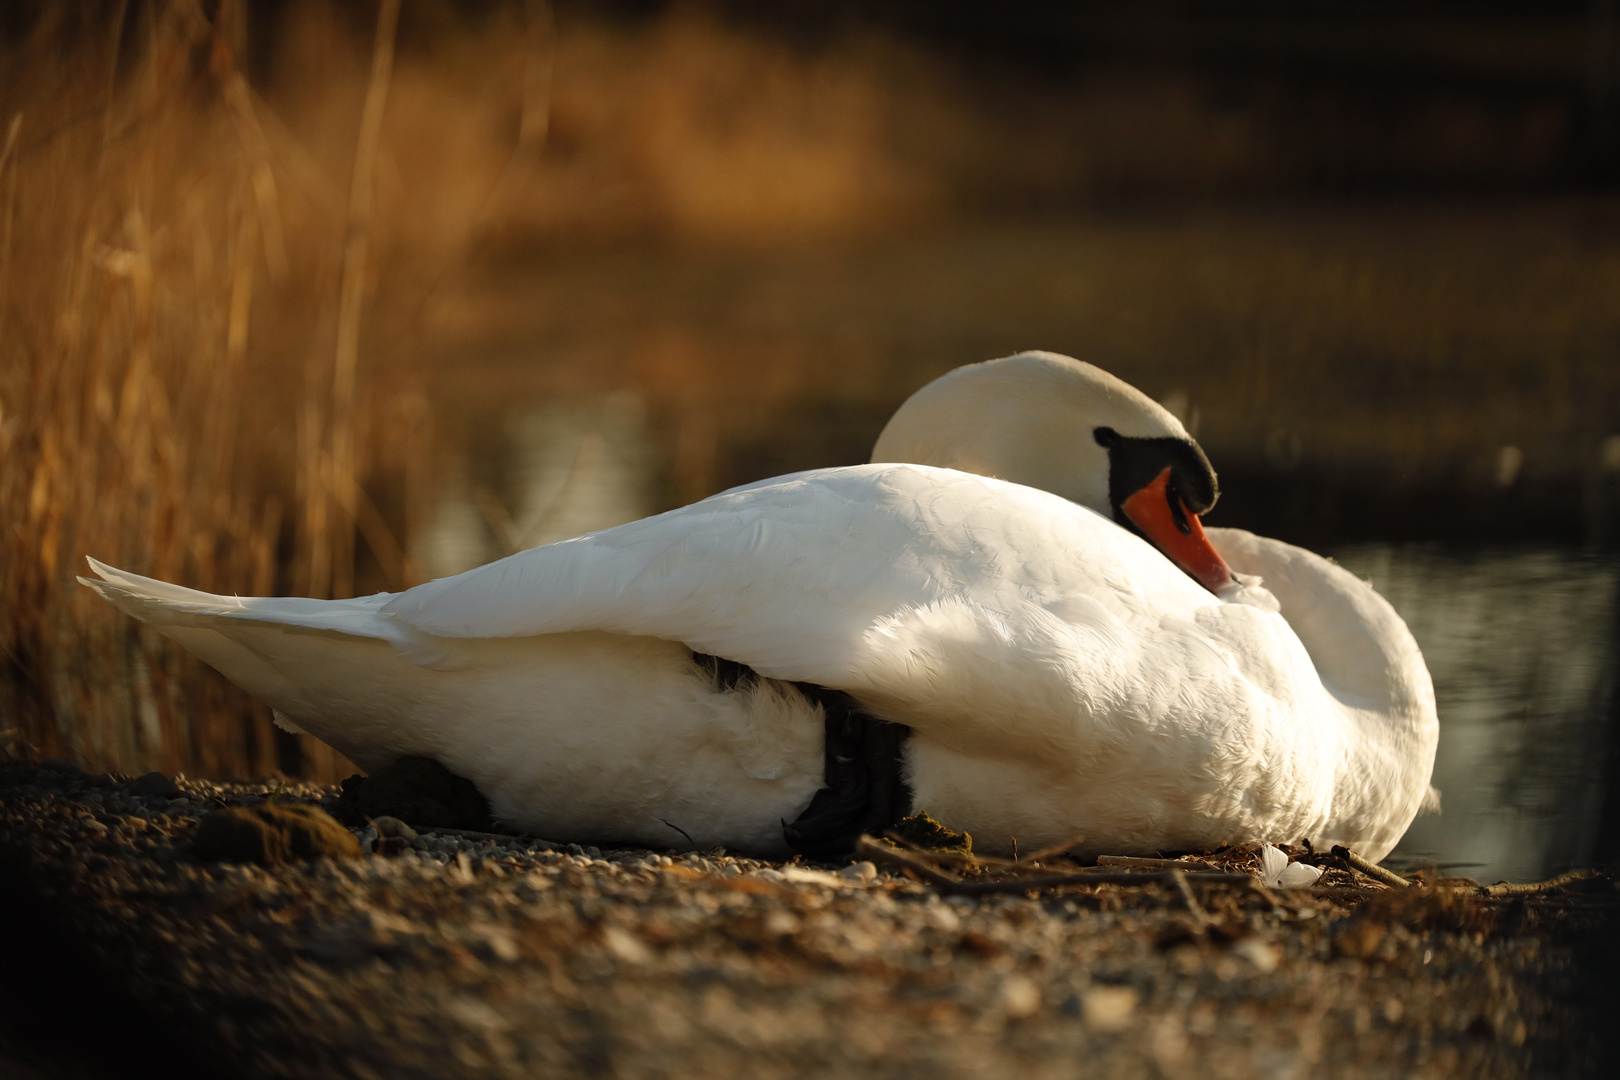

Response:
(0, 1), (961, 781)
(0, 2), (452, 780)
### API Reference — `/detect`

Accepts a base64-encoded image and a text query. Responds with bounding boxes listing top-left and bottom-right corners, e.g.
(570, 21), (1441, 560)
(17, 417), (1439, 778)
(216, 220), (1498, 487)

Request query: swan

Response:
(81, 351), (1438, 861)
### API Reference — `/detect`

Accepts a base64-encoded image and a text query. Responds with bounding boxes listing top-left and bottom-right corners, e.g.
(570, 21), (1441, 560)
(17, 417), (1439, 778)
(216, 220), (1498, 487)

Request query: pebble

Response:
(371, 815), (417, 839)
(1081, 986), (1140, 1031)
(131, 771), (181, 798)
(1234, 938), (1281, 974)
(998, 974), (1042, 1018)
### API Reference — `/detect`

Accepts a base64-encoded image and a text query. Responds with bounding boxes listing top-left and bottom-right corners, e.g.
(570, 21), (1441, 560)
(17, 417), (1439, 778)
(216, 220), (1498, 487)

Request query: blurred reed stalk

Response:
(0, 1), (449, 782)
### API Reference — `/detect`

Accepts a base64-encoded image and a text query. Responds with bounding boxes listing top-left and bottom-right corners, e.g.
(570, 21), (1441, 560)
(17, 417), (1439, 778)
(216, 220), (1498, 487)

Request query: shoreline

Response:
(1, 762), (1614, 1079)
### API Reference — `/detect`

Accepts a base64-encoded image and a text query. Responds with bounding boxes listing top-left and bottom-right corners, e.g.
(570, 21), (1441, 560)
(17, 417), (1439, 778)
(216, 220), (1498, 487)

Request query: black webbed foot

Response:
(782, 684), (912, 860)
(689, 651), (912, 860)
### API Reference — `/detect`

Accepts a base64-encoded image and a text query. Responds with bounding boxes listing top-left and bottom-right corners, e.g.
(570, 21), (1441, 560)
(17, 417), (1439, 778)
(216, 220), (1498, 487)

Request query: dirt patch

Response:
(1, 763), (1614, 1079)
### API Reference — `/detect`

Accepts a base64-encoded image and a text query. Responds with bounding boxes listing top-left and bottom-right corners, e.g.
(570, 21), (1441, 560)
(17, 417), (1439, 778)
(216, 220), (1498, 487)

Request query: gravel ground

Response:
(1, 762), (1615, 1080)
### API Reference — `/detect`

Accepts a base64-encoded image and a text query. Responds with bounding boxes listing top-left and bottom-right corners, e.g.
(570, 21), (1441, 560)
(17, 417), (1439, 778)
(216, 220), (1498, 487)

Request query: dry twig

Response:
(856, 836), (1252, 896)
(855, 836), (962, 887)
(1331, 845), (1413, 888)
(1482, 868), (1604, 898)
(879, 830), (1012, 869)
(1170, 869), (1212, 929)
(878, 830), (1091, 874)
(1020, 835), (1088, 863)
(1098, 854), (1207, 871)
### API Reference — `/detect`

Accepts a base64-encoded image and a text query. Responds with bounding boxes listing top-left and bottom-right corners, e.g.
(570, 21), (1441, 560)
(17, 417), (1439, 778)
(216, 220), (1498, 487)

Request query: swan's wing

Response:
(381, 463), (1207, 686)
(81, 558), (397, 635)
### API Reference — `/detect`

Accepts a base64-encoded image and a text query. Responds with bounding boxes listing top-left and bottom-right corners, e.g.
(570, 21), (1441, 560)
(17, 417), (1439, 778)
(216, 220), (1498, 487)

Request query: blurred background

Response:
(1, 0), (1617, 881)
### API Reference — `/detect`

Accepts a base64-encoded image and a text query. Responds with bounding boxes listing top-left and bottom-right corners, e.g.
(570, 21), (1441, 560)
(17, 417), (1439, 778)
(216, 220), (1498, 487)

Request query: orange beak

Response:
(1119, 467), (1234, 594)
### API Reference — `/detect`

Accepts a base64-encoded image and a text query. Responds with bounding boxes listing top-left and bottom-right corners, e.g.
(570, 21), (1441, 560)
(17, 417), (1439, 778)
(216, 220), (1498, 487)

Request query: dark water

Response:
(1333, 545), (1618, 884)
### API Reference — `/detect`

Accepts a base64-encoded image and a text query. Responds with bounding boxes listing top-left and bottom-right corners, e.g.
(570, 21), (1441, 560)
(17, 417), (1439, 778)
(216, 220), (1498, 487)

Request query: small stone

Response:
(842, 861), (878, 882)
(998, 975), (1041, 1018)
(131, 772), (180, 798)
(601, 926), (653, 965)
(1233, 938), (1280, 973)
(370, 815), (418, 840)
(193, 803), (361, 865)
(1081, 986), (1139, 1031)
(754, 912), (797, 943)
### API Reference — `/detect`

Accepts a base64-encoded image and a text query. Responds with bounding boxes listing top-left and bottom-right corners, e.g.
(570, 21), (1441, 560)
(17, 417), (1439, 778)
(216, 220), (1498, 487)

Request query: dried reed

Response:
(0, 2), (452, 781)
(0, 0), (926, 782)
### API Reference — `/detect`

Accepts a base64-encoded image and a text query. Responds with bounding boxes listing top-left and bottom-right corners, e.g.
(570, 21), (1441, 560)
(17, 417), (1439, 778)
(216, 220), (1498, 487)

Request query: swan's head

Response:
(871, 350), (1233, 593)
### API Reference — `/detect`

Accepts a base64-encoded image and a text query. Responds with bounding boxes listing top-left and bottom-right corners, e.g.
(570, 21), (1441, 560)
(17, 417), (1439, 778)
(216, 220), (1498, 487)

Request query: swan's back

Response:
(382, 463), (1215, 680)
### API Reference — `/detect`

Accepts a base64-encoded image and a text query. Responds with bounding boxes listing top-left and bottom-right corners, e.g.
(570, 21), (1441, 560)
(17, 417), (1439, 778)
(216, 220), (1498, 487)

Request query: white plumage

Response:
(81, 352), (1438, 860)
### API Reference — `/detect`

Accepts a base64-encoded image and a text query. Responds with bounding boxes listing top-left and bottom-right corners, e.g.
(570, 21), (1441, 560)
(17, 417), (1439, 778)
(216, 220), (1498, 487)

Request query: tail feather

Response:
(79, 558), (437, 760)
(83, 556), (240, 609)
(79, 557), (396, 637)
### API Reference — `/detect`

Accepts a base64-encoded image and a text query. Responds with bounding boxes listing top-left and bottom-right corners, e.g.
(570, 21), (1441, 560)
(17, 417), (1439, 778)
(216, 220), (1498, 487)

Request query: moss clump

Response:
(331, 756), (492, 831)
(193, 803), (360, 865)
(890, 812), (972, 856)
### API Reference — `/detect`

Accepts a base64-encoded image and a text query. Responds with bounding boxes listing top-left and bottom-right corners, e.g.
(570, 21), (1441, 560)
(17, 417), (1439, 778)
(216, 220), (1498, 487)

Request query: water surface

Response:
(1332, 545), (1618, 884)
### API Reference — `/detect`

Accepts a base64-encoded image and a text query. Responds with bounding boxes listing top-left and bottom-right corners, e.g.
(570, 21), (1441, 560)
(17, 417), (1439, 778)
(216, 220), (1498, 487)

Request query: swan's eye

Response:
(1093, 426), (1120, 448)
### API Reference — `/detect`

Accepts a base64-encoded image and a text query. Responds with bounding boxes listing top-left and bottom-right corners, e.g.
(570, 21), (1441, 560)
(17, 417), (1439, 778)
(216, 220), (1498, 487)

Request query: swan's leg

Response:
(782, 683), (913, 859)
(690, 650), (913, 858)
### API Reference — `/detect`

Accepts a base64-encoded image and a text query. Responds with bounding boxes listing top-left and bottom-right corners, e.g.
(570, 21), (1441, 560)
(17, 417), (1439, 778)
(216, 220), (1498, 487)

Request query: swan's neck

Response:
(1208, 528), (1439, 858)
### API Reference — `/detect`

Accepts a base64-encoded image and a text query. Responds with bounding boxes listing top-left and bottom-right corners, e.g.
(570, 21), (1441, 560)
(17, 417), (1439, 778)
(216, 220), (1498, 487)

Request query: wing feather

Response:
(380, 464), (1209, 686)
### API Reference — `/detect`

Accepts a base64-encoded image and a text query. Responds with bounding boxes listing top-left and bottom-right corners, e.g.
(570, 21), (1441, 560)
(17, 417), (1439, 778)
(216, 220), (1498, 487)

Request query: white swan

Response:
(81, 352), (1438, 861)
